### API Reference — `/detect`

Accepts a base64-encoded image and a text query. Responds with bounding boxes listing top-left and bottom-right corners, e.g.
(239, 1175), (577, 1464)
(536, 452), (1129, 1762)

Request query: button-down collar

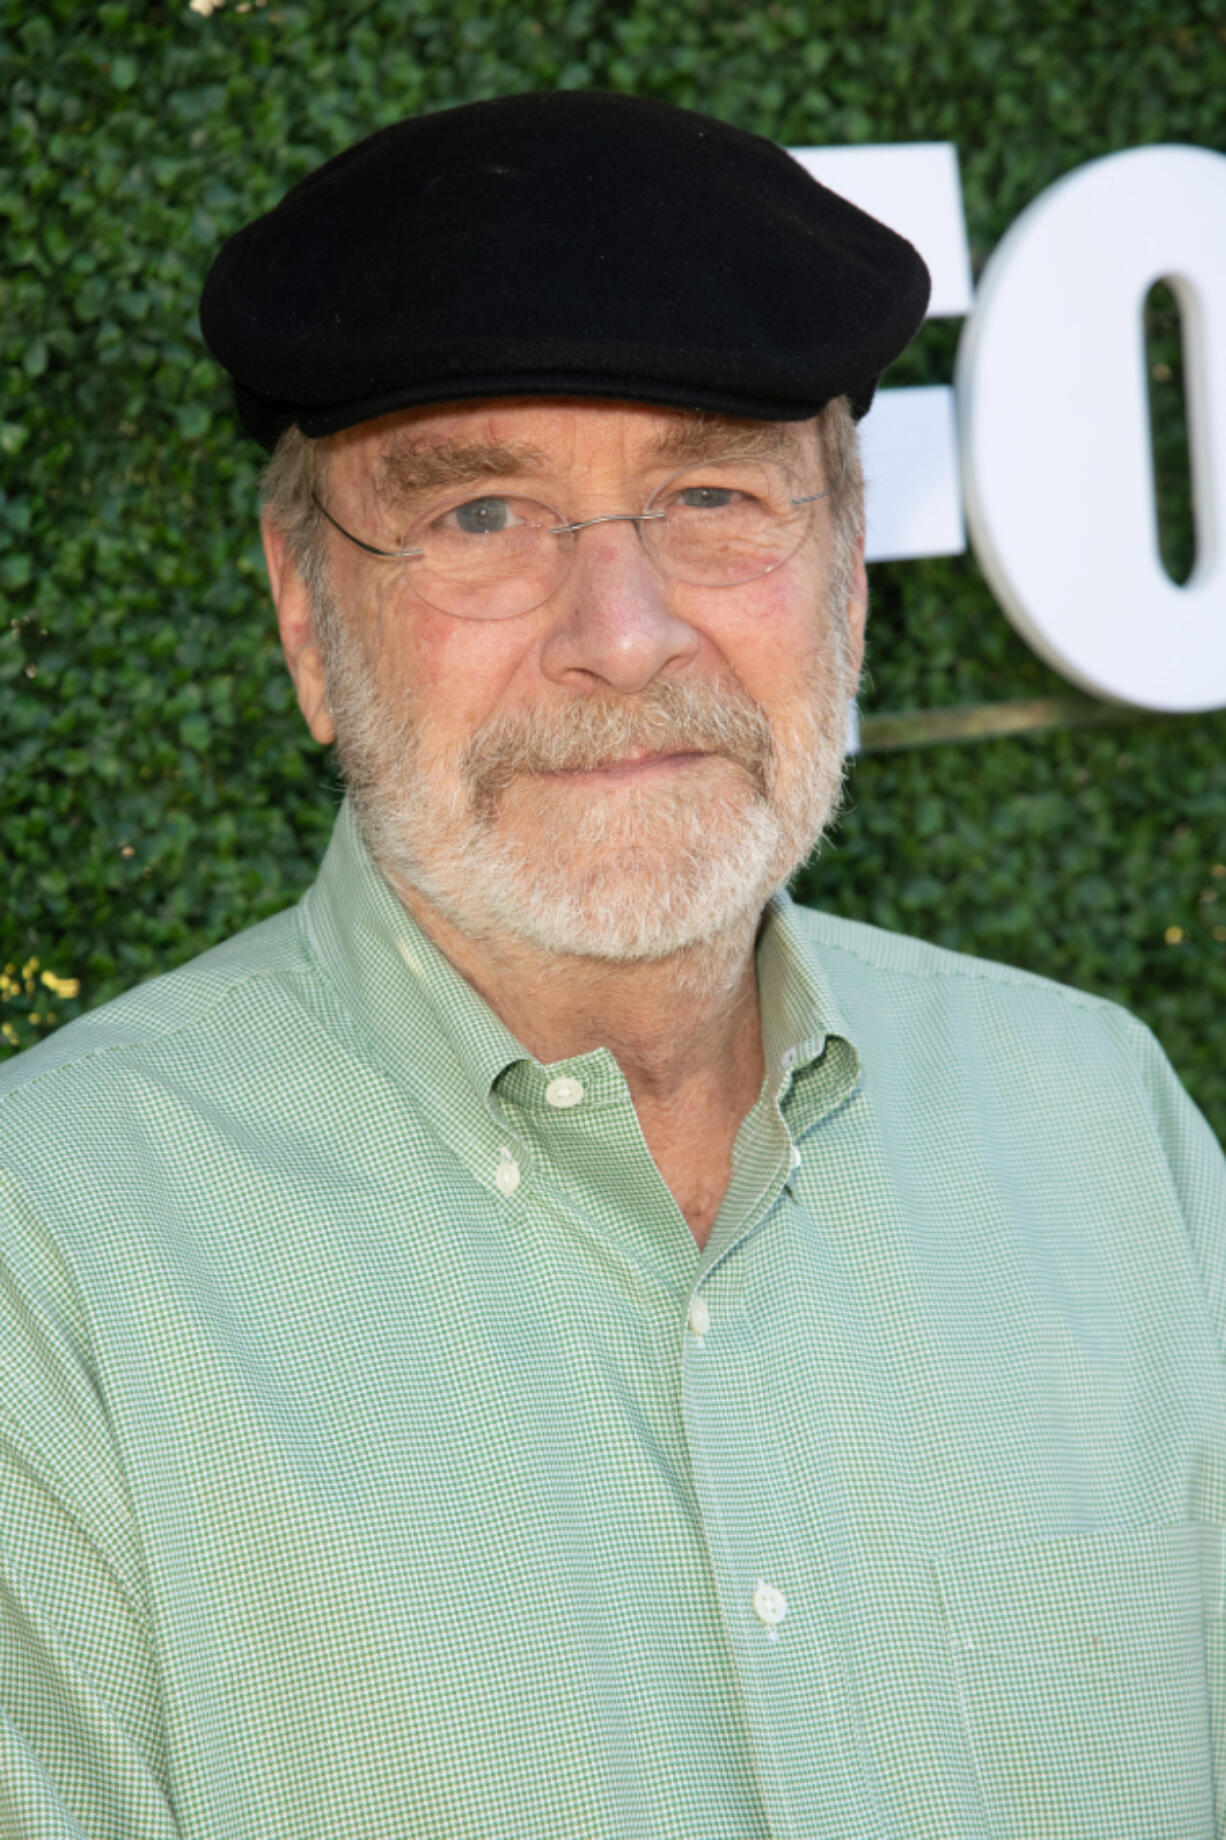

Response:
(301, 800), (860, 1217)
(757, 885), (862, 1141)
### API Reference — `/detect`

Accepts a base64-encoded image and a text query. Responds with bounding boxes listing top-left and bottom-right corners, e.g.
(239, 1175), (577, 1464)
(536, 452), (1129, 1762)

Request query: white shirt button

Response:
(688, 1298), (710, 1339)
(752, 1580), (787, 1629)
(790, 1144), (802, 1172)
(494, 1149), (520, 1196)
(544, 1075), (585, 1109)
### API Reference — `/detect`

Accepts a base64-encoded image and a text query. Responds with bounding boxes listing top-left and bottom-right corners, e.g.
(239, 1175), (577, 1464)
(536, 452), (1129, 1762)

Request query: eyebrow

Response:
(645, 416), (809, 469)
(372, 417), (809, 508)
(374, 439), (549, 505)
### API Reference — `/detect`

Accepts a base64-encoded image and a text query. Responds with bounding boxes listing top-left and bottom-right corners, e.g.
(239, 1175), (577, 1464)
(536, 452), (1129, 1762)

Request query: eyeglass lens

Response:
(342, 456), (817, 620)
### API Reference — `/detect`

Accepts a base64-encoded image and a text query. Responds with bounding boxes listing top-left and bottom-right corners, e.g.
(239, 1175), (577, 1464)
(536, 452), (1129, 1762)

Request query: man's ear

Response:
(261, 511), (336, 746)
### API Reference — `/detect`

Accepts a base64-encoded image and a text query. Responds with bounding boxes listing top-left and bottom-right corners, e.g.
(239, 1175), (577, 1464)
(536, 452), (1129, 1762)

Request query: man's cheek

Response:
(401, 620), (533, 739)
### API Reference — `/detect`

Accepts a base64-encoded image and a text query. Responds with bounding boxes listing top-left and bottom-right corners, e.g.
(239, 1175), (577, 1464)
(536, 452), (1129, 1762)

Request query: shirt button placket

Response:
(680, 1261), (873, 1832)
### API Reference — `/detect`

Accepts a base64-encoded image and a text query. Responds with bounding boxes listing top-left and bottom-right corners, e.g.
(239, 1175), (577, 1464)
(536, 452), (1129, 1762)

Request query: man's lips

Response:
(536, 749), (712, 782)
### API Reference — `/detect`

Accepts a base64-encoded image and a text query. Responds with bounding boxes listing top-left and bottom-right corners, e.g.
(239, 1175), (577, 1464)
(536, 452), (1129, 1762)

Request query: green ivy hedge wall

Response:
(2, 0), (1224, 1139)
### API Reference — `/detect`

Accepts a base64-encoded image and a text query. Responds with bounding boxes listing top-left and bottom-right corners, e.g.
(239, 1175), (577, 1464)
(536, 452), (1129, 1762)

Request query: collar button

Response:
(494, 1149), (521, 1196)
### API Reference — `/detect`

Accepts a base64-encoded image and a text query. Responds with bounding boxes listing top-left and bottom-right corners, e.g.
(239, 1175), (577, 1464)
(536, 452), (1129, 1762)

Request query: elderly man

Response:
(2, 91), (1225, 1840)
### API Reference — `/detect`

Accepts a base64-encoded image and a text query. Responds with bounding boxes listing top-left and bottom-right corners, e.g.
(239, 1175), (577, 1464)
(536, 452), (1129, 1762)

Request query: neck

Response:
(394, 876), (765, 1095)
(390, 877), (769, 1246)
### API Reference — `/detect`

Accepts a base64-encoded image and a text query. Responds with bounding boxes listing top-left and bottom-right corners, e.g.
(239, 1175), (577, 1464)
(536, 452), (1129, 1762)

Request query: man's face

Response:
(270, 398), (866, 964)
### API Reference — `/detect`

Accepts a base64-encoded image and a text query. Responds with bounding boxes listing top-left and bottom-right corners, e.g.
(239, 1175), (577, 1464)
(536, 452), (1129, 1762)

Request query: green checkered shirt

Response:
(3, 798), (1225, 1839)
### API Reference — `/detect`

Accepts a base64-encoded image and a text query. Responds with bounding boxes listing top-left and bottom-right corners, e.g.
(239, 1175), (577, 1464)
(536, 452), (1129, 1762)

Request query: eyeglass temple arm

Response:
(311, 494), (424, 560)
(791, 454), (849, 507)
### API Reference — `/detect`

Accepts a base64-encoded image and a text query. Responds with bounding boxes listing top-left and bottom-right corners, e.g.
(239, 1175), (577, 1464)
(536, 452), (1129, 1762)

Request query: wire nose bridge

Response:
(548, 510), (668, 538)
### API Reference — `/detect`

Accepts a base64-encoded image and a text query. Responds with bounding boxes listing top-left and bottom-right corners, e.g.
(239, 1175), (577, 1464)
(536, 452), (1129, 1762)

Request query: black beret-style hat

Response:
(200, 91), (931, 451)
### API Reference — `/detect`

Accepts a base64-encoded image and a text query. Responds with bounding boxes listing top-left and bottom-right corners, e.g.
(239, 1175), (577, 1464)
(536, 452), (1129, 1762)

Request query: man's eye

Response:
(674, 486), (739, 511)
(449, 496), (518, 536)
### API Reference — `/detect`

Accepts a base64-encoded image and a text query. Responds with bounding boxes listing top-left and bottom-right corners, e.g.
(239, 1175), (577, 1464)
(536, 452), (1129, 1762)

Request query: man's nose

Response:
(537, 519), (703, 695)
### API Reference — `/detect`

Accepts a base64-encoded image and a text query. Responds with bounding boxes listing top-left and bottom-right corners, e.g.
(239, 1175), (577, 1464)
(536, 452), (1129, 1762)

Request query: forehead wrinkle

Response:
(374, 439), (550, 505)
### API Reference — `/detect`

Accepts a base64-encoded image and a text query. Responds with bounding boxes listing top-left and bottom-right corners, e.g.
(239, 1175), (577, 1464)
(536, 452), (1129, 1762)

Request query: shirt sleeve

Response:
(0, 1173), (180, 1839)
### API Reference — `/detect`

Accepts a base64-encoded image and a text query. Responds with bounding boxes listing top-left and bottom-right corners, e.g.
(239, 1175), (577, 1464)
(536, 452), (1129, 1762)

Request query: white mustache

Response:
(462, 680), (775, 819)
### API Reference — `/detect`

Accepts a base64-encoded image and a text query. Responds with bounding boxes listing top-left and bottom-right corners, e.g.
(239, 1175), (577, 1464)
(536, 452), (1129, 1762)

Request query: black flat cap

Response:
(200, 91), (931, 451)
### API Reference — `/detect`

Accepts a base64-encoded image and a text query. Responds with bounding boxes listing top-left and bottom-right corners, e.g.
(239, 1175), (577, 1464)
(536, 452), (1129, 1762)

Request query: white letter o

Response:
(957, 146), (1226, 713)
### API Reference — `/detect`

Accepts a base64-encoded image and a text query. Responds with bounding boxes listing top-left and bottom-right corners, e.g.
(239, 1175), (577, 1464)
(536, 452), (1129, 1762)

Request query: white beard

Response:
(316, 588), (853, 968)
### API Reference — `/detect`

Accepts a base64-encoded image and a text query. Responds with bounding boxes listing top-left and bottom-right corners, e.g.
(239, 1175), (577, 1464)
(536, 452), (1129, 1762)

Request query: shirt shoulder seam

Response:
(0, 907), (318, 1114)
(792, 905), (1135, 1020)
